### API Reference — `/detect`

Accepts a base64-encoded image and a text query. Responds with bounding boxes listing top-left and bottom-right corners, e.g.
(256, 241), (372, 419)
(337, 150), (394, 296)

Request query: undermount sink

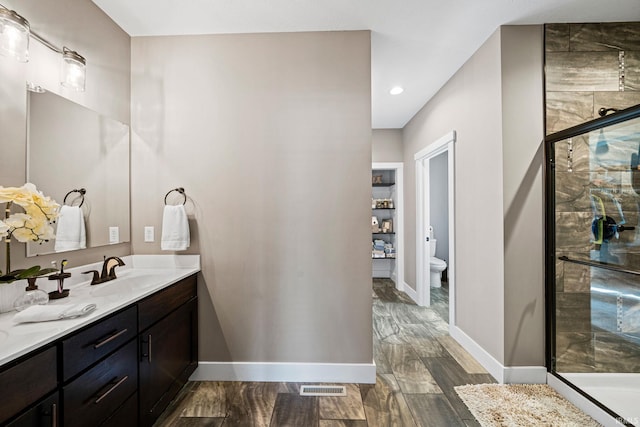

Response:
(87, 270), (165, 297)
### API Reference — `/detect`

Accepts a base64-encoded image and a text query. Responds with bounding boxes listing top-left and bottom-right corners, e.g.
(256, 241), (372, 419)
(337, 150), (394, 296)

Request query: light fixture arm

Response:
(0, 2), (86, 91)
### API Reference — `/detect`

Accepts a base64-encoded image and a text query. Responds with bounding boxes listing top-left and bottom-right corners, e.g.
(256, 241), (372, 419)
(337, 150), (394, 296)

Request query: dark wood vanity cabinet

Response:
(0, 273), (198, 427)
(0, 346), (57, 426)
(6, 392), (59, 427)
(139, 275), (198, 427)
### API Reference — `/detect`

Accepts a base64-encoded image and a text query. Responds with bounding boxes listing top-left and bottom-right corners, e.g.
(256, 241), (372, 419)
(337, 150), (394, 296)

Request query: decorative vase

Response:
(13, 277), (49, 311)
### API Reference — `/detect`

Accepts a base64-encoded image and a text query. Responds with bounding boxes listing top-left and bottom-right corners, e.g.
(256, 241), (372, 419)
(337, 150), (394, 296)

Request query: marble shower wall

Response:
(546, 23), (640, 135)
(546, 22), (640, 373)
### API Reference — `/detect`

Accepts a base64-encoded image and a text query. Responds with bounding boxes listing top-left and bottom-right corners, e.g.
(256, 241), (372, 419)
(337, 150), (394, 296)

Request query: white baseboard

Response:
(400, 281), (419, 304)
(547, 374), (622, 427)
(190, 361), (377, 384)
(449, 325), (546, 384)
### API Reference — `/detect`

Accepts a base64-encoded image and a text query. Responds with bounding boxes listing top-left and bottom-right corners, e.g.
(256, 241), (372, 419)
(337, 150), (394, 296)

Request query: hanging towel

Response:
(161, 204), (190, 251)
(13, 303), (97, 324)
(54, 205), (86, 252)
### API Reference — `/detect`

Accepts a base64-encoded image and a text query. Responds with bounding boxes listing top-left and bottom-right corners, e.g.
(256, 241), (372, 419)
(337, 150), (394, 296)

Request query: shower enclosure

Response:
(546, 104), (640, 426)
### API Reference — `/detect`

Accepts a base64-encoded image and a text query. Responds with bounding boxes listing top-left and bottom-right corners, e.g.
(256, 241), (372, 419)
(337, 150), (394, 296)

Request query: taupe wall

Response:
(403, 29), (506, 361)
(372, 129), (403, 162)
(0, 0), (131, 271)
(500, 26), (545, 366)
(130, 31), (373, 363)
(402, 26), (545, 366)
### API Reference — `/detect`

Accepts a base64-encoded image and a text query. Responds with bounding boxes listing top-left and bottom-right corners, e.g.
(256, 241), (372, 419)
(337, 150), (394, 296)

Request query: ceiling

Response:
(91, 0), (640, 129)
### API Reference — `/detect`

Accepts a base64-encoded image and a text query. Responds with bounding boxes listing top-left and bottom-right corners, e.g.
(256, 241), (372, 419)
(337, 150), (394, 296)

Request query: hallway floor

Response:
(155, 279), (494, 426)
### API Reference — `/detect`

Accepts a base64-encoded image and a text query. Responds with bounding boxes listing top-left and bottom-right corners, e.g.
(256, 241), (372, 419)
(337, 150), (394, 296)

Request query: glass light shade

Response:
(61, 47), (86, 91)
(0, 9), (30, 62)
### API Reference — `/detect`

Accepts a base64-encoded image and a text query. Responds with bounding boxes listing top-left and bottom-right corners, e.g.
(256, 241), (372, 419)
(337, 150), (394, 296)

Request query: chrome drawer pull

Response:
(52, 403), (57, 427)
(94, 375), (129, 404)
(93, 328), (128, 349)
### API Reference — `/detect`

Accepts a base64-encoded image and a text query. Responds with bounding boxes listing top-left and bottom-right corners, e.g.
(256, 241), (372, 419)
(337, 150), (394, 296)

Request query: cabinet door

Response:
(63, 340), (137, 427)
(0, 347), (57, 425)
(6, 392), (59, 427)
(139, 298), (198, 427)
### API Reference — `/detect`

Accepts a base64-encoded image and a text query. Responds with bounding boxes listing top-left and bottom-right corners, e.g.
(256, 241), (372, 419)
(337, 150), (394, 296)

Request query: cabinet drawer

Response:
(6, 392), (59, 427)
(62, 305), (137, 381)
(100, 391), (137, 427)
(64, 340), (137, 427)
(0, 346), (57, 424)
(138, 274), (196, 332)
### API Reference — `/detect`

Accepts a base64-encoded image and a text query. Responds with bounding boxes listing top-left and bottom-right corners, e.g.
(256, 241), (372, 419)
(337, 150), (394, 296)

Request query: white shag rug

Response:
(454, 384), (602, 427)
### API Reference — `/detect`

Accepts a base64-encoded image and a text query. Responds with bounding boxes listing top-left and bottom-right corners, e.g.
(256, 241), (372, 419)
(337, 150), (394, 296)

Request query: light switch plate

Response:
(144, 226), (155, 242)
(109, 226), (119, 244)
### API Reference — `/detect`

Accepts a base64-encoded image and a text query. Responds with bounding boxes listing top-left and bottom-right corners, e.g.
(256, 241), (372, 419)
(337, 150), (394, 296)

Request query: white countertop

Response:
(0, 255), (200, 367)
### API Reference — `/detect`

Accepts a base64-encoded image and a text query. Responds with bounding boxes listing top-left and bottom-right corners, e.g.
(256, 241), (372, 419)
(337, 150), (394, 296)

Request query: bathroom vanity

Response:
(0, 255), (200, 426)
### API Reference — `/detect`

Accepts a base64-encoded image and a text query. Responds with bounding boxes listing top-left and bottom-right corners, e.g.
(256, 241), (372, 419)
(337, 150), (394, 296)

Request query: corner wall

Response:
(403, 29), (506, 362)
(372, 129), (403, 162)
(130, 31), (373, 372)
(402, 25), (545, 369)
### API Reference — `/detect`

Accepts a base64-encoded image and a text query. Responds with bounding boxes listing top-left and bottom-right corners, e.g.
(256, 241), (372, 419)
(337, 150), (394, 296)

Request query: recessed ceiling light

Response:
(390, 86), (404, 95)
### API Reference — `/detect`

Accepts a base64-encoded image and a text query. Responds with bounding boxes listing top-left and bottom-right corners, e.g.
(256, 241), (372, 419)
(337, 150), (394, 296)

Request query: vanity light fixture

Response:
(390, 86), (404, 95)
(60, 47), (86, 91)
(0, 3), (86, 92)
(0, 8), (30, 62)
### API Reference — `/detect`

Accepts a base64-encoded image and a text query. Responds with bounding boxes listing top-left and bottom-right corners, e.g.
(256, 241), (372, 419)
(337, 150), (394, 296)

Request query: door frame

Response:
(414, 131), (456, 325)
(372, 162), (404, 289)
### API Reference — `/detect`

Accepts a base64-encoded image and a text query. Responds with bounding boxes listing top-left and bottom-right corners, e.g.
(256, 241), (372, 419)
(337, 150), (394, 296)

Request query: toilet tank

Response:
(430, 239), (437, 257)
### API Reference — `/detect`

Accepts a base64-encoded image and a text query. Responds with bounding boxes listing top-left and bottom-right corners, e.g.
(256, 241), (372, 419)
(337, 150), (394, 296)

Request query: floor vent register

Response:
(299, 385), (347, 396)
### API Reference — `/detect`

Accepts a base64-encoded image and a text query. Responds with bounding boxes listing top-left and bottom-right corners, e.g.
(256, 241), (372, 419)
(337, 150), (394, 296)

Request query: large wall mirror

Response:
(26, 88), (130, 256)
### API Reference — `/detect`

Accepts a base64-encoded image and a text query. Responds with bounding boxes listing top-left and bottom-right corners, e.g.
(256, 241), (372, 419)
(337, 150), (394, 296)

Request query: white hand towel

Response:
(54, 205), (86, 252)
(161, 204), (190, 251)
(13, 303), (97, 324)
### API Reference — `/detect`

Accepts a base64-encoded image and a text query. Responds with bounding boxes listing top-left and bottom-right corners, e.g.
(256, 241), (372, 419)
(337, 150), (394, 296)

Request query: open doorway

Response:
(415, 131), (456, 327)
(371, 162), (404, 289)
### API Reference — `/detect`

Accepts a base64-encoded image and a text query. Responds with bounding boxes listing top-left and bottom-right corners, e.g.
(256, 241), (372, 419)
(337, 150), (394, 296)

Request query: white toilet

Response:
(429, 228), (447, 288)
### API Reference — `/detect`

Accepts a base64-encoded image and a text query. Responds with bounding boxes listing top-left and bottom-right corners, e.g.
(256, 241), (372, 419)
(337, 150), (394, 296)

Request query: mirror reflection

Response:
(26, 89), (130, 256)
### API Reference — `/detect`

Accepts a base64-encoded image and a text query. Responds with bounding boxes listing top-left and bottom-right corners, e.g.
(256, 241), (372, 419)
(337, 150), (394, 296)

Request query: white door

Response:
(416, 155), (431, 306)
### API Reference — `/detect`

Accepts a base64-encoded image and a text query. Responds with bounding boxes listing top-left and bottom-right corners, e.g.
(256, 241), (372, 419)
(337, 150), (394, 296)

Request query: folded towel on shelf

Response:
(13, 303), (97, 324)
(54, 205), (86, 252)
(161, 204), (190, 251)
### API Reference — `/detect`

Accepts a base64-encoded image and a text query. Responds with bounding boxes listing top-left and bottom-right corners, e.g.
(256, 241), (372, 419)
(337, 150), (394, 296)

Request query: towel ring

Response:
(63, 188), (86, 207)
(164, 187), (186, 205)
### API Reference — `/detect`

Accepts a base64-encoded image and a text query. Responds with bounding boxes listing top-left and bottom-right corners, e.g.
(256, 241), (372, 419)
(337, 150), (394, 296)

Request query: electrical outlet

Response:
(109, 226), (119, 244)
(144, 226), (155, 242)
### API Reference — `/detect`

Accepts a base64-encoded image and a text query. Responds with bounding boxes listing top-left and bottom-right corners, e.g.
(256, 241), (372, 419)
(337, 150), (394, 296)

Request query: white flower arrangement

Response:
(0, 183), (60, 283)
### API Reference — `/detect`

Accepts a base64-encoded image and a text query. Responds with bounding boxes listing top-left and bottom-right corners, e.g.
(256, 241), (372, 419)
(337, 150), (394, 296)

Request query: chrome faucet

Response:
(82, 256), (125, 285)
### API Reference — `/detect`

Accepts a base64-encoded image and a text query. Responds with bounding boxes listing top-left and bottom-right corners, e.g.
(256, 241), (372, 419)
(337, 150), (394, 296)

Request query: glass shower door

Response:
(547, 105), (640, 426)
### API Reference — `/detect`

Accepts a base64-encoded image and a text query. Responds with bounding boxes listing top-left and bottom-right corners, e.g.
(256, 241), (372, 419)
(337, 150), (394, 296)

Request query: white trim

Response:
(547, 374), (623, 427)
(372, 162), (404, 290)
(450, 325), (546, 384)
(190, 361), (377, 384)
(414, 131), (456, 161)
(415, 131), (456, 317)
(503, 366), (548, 384)
(400, 280), (418, 304)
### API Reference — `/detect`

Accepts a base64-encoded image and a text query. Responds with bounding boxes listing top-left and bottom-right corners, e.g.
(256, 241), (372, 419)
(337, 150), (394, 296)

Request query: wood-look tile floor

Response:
(155, 279), (494, 426)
